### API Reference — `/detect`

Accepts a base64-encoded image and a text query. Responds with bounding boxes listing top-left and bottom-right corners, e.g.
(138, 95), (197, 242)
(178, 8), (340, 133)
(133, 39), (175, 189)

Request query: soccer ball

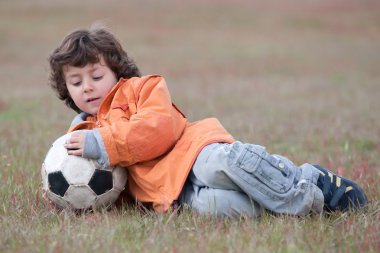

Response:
(41, 132), (127, 210)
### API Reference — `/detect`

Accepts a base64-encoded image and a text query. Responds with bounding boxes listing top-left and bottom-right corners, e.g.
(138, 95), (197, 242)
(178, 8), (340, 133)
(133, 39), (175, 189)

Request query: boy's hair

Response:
(49, 28), (141, 113)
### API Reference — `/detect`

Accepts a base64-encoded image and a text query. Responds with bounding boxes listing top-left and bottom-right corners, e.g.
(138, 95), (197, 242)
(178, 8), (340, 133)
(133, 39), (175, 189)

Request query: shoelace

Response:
(319, 171), (353, 210)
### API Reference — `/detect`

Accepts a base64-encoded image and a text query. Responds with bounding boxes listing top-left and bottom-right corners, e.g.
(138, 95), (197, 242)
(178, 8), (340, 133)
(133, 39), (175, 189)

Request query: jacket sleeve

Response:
(98, 76), (186, 167)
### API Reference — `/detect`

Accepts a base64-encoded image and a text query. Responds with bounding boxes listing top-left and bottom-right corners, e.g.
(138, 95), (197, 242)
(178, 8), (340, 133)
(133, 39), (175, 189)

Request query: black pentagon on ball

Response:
(88, 169), (113, 195)
(48, 171), (70, 197)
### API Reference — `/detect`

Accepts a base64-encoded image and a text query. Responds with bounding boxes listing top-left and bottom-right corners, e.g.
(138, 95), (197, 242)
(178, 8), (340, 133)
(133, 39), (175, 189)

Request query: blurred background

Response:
(0, 0), (379, 169)
(1, 1), (380, 251)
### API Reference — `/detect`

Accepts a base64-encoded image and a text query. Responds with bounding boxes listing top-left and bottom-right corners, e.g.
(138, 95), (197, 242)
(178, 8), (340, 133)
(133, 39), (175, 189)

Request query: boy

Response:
(48, 27), (368, 218)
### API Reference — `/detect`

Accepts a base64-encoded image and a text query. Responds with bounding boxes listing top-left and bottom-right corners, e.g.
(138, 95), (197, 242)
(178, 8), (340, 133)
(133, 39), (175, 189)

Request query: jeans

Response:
(178, 142), (324, 218)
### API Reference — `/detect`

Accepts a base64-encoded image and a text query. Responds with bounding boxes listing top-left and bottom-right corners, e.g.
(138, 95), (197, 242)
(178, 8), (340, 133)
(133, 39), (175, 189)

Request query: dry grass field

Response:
(0, 0), (379, 252)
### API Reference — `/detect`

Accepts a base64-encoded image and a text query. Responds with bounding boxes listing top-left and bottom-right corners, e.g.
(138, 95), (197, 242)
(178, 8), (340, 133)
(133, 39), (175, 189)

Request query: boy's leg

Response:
(192, 142), (368, 215)
(191, 142), (324, 216)
(178, 176), (262, 218)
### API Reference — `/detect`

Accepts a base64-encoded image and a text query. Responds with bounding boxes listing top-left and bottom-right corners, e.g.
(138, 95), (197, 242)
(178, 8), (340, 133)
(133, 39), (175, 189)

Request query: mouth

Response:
(86, 97), (100, 103)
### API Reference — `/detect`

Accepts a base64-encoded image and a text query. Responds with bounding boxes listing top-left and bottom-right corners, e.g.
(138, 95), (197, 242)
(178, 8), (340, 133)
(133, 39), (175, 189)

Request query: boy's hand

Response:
(64, 131), (85, 156)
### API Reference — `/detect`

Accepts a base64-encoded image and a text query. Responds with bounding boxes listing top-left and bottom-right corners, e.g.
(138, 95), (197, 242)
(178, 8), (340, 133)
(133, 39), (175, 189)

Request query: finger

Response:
(71, 131), (83, 137)
(67, 149), (83, 156)
(67, 137), (81, 145)
(67, 138), (78, 145)
(69, 135), (81, 142)
(71, 131), (84, 139)
(69, 133), (84, 144)
(64, 142), (80, 150)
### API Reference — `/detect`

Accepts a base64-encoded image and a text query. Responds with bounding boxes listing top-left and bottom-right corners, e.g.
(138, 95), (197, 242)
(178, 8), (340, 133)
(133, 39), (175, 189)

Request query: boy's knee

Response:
(191, 143), (233, 187)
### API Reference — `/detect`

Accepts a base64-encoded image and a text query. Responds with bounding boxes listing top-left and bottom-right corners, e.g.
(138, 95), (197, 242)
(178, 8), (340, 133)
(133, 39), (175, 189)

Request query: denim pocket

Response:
(237, 145), (294, 193)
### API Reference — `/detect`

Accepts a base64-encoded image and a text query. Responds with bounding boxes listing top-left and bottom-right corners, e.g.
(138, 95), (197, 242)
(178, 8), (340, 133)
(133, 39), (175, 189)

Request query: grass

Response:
(0, 0), (379, 252)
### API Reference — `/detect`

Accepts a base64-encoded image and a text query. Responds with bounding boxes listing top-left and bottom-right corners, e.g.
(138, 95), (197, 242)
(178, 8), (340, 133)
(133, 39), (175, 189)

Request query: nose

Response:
(82, 78), (94, 93)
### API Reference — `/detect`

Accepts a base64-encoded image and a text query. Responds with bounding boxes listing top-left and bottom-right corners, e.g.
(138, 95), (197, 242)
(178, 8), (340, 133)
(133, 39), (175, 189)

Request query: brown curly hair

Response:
(48, 28), (141, 113)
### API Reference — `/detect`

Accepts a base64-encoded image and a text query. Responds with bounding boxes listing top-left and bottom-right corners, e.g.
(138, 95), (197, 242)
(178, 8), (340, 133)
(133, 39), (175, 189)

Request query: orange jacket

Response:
(68, 75), (234, 211)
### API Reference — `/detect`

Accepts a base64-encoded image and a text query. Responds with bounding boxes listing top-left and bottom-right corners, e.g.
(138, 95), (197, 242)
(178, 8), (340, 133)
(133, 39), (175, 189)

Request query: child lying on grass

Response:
(48, 27), (368, 218)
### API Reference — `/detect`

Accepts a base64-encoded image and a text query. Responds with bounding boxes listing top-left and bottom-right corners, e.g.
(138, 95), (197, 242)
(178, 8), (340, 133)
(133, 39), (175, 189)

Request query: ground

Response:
(0, 0), (379, 252)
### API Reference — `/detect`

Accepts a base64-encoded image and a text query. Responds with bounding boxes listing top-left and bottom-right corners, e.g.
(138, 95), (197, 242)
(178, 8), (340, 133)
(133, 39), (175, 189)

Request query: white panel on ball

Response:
(43, 135), (68, 174)
(94, 189), (121, 208)
(64, 185), (97, 210)
(62, 156), (96, 185)
(47, 191), (70, 209)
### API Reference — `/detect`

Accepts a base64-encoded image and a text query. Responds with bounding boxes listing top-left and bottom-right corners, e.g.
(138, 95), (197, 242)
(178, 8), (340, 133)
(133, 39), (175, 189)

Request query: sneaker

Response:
(313, 164), (368, 212)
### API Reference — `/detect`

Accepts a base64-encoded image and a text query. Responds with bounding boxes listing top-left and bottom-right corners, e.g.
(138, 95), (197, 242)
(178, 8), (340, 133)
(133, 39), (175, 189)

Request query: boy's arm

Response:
(98, 76), (186, 167)
(71, 76), (186, 168)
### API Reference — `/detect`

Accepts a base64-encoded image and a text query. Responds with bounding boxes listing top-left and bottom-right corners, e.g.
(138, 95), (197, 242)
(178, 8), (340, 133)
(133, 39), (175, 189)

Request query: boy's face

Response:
(64, 56), (117, 116)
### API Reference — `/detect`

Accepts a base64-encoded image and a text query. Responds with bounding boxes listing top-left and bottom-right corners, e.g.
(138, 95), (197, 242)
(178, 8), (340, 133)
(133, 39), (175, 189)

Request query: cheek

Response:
(108, 73), (117, 83)
(101, 85), (114, 96)
(67, 87), (81, 103)
(66, 86), (75, 98)
(103, 78), (117, 94)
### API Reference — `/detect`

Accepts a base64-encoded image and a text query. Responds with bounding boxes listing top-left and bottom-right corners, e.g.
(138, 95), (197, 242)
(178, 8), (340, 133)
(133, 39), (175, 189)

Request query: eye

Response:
(93, 76), (103, 81)
(72, 81), (81, 87)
